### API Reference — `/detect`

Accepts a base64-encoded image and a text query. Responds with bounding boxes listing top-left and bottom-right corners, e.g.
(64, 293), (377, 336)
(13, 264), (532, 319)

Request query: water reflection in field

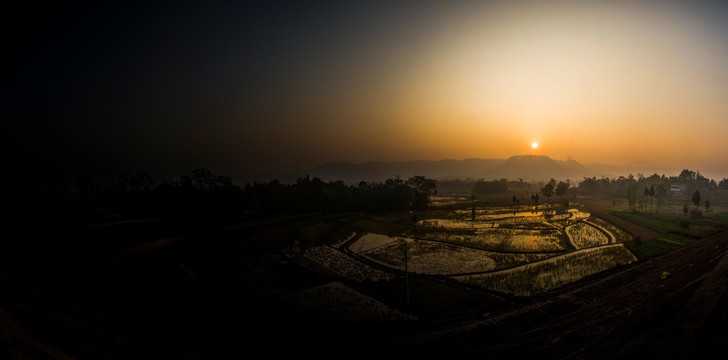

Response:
(298, 204), (637, 296)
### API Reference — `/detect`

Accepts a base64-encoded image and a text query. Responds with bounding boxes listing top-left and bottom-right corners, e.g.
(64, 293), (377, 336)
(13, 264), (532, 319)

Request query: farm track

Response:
(400, 229), (728, 359)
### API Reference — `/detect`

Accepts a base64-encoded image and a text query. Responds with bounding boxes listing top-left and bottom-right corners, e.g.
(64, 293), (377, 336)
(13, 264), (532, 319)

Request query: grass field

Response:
(623, 233), (698, 259)
(707, 211), (728, 223)
(612, 210), (728, 258)
(610, 211), (684, 233)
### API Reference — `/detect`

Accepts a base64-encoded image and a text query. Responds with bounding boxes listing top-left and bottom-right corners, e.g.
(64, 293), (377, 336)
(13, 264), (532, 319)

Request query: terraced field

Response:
(296, 203), (637, 296)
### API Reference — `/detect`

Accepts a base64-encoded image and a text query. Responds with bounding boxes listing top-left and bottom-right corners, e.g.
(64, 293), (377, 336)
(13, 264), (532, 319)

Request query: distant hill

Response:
(307, 155), (603, 184)
(483, 155), (592, 182)
(304, 155), (701, 185)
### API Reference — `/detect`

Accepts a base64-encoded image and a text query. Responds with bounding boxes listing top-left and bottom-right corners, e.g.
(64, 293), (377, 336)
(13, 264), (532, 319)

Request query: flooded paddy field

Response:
(293, 198), (637, 299)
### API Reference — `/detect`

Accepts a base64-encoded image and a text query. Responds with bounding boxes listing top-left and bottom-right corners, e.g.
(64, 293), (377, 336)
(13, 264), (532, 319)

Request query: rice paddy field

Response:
(293, 199), (641, 297)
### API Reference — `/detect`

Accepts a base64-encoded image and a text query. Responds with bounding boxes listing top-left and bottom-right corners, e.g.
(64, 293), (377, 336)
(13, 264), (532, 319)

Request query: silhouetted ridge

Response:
(309, 156), (592, 183)
(485, 155), (592, 181)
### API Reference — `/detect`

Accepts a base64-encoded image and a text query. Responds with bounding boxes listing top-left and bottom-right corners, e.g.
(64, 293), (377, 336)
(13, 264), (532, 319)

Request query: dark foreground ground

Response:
(1, 214), (727, 359)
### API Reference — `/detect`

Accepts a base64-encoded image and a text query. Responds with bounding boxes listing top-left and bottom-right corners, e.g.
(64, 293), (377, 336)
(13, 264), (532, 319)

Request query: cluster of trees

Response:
(538, 178), (571, 204)
(242, 175), (437, 215)
(578, 169), (719, 213)
(26, 169), (439, 226)
(468, 177), (571, 209)
(471, 178), (530, 194)
(720, 178), (728, 190)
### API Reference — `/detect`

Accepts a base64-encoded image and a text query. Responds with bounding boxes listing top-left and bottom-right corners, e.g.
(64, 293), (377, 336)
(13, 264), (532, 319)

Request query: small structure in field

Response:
(671, 184), (686, 195)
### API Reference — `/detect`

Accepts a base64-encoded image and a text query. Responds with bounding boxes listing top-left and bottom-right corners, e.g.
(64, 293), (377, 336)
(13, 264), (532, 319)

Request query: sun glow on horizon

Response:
(532, 142), (538, 149)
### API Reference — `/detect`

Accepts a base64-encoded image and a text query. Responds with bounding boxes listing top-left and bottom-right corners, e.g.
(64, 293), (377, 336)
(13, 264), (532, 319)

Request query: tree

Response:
(531, 193), (540, 209)
(541, 178), (556, 203)
(679, 169), (697, 181)
(471, 194), (477, 221)
(692, 189), (701, 209)
(655, 184), (666, 213)
(555, 180), (570, 199)
(719, 178), (728, 190)
(627, 185), (637, 212)
(643, 187), (650, 212)
(649, 185), (655, 212)
(406, 175), (438, 211)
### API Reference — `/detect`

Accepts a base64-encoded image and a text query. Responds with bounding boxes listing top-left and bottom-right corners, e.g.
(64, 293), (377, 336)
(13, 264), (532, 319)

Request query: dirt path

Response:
(578, 197), (662, 241)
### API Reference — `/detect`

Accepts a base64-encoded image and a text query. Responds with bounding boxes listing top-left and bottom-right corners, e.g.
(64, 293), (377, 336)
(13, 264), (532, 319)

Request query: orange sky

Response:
(8, 1), (728, 182)
(221, 1), (728, 180)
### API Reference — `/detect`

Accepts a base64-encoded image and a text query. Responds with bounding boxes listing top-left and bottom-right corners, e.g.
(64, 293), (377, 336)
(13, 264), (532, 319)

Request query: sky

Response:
(4, 0), (728, 184)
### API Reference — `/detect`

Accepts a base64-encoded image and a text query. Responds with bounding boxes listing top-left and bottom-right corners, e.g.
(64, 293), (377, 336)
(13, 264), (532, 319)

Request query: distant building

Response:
(671, 184), (687, 195)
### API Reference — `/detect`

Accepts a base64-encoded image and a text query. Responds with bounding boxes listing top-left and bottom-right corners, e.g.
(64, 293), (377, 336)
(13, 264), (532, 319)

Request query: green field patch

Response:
(707, 211), (728, 224)
(453, 245), (637, 297)
(611, 211), (683, 233)
(625, 233), (697, 258)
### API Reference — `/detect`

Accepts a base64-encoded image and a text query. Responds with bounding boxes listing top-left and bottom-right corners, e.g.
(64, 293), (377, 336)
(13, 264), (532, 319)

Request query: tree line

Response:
(24, 168), (439, 226)
(578, 169), (722, 213)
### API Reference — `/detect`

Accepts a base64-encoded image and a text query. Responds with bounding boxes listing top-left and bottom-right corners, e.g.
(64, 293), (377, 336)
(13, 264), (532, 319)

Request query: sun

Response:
(531, 142), (538, 149)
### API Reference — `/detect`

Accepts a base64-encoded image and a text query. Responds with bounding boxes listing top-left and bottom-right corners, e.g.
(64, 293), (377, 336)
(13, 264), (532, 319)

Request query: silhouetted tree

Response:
(555, 180), (570, 200)
(406, 175), (438, 211)
(471, 194), (477, 221)
(541, 178), (556, 203)
(649, 185), (655, 212)
(679, 169), (697, 181)
(627, 185), (637, 212)
(655, 183), (666, 213)
(719, 178), (728, 190)
(473, 178), (508, 194)
(692, 189), (701, 209)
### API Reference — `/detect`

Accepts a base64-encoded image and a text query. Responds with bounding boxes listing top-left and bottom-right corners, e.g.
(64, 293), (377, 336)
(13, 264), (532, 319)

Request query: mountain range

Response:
(306, 155), (683, 184)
